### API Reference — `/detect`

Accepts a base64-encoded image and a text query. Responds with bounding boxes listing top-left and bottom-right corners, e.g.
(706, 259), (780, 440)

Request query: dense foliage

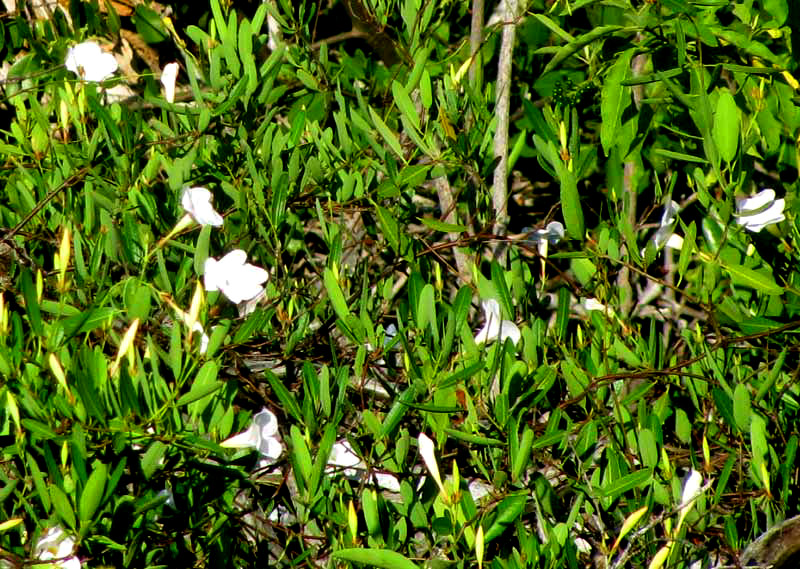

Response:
(1, 0), (799, 567)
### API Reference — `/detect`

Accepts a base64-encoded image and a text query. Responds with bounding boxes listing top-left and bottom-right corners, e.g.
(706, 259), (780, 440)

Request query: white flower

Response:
(33, 526), (80, 569)
(65, 41), (118, 82)
(418, 433), (447, 498)
(677, 468), (706, 530)
(474, 299), (520, 346)
(679, 468), (704, 512)
(204, 250), (268, 305)
(160, 62), (179, 103)
(326, 439), (401, 492)
(734, 189), (785, 232)
(525, 221), (564, 257)
(220, 408), (283, 464)
(181, 187), (224, 227)
(653, 200), (682, 250)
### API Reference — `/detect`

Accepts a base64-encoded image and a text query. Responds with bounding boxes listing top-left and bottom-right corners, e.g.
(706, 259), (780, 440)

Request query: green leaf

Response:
(484, 492), (527, 542)
(652, 148), (709, 163)
(333, 549), (420, 569)
(178, 361), (221, 409)
(511, 427), (534, 482)
(29, 456), (50, 512)
(720, 261), (783, 295)
(392, 80), (421, 131)
(491, 262), (514, 322)
(543, 26), (624, 73)
(266, 370), (303, 423)
(194, 224), (212, 277)
(133, 5), (168, 43)
(713, 91), (739, 163)
(374, 204), (400, 253)
(20, 269), (42, 336)
(600, 48), (633, 155)
(420, 218), (467, 233)
(290, 425), (312, 492)
(601, 468), (653, 500)
(213, 76), (248, 116)
(126, 282), (151, 323)
(177, 380), (224, 407)
(733, 382), (752, 433)
(79, 462), (108, 523)
(381, 384), (417, 439)
(533, 135), (583, 238)
(750, 413), (768, 462)
(638, 428), (658, 470)
(362, 488), (381, 537)
(417, 284), (437, 343)
(50, 486), (76, 530)
(368, 106), (405, 160)
(324, 267), (351, 322)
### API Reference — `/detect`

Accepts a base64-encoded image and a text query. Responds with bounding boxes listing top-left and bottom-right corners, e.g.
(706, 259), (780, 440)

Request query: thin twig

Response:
(0, 166), (90, 243)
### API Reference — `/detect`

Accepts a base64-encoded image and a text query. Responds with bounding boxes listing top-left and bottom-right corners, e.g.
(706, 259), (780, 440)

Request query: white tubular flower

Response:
(418, 433), (447, 499)
(181, 187), (224, 227)
(220, 408), (283, 464)
(160, 61), (179, 103)
(734, 189), (785, 232)
(65, 41), (118, 82)
(34, 526), (80, 569)
(474, 298), (521, 346)
(204, 250), (268, 305)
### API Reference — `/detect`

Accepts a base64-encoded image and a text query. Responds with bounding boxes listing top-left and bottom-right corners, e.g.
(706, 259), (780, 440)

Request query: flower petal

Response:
(220, 423), (259, 449)
(498, 320), (521, 345)
(205, 250), (268, 305)
(736, 188), (776, 214)
(680, 468), (704, 510)
(181, 187), (223, 227)
(735, 189), (785, 232)
(544, 221), (565, 244)
(253, 408), (279, 438)
(418, 433), (446, 497)
(65, 41), (118, 82)
(203, 257), (221, 292)
(161, 62), (179, 103)
(257, 436), (283, 462)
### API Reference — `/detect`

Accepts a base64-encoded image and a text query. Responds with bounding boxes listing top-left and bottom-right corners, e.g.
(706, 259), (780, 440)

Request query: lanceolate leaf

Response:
(333, 549), (420, 569)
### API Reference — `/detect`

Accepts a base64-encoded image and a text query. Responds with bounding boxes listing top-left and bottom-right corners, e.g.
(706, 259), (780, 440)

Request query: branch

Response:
(491, 0), (519, 261)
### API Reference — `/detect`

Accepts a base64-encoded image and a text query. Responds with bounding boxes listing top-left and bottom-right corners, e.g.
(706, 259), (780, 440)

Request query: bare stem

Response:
(491, 1), (518, 262)
(468, 0), (484, 87)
